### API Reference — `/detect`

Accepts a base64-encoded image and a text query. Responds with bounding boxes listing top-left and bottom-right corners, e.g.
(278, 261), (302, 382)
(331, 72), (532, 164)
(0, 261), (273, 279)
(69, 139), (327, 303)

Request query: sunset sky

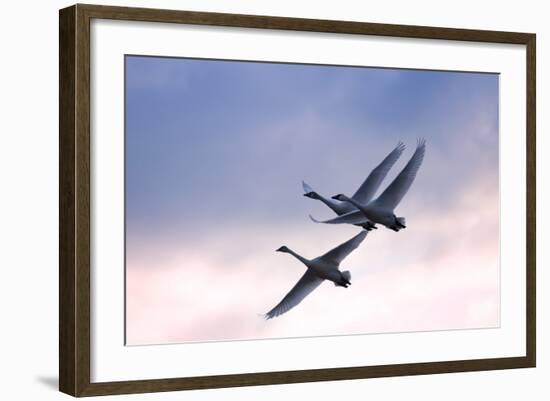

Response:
(125, 55), (499, 345)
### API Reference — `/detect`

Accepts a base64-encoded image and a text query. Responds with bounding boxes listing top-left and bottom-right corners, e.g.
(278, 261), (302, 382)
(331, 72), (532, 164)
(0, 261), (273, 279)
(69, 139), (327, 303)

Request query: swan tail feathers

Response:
(342, 270), (351, 282)
(396, 217), (406, 228)
(335, 270), (352, 287)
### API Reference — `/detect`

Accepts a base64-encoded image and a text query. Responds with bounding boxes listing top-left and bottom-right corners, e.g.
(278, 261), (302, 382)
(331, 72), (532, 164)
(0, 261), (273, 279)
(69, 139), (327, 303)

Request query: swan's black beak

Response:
(275, 246), (286, 252)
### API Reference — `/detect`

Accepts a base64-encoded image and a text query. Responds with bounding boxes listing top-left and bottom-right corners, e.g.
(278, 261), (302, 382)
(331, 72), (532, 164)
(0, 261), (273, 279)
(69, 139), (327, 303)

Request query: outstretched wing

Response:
(264, 270), (324, 319)
(352, 142), (406, 204)
(374, 139), (426, 211)
(302, 180), (314, 194)
(309, 210), (369, 225)
(320, 230), (368, 265)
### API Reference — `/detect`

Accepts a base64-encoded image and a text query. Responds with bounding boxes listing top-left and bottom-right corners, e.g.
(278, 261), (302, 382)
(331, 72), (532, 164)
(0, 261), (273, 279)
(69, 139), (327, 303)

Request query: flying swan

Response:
(264, 230), (367, 319)
(310, 139), (426, 231)
(302, 141), (406, 230)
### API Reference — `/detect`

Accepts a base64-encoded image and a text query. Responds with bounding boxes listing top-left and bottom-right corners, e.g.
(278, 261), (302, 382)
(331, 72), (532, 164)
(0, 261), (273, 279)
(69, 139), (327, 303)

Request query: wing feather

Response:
(309, 211), (369, 225)
(319, 230), (367, 265)
(352, 142), (406, 203)
(374, 139), (426, 211)
(265, 270), (324, 319)
(302, 180), (314, 194)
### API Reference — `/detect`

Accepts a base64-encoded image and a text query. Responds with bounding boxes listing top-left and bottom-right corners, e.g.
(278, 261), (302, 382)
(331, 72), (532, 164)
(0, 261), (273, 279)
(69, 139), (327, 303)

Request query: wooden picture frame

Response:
(59, 3), (536, 397)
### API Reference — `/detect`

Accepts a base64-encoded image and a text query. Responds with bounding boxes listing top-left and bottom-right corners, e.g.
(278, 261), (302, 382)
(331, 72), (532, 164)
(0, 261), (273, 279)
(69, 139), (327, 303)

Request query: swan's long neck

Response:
(317, 194), (349, 214)
(285, 248), (310, 266)
(342, 196), (366, 211)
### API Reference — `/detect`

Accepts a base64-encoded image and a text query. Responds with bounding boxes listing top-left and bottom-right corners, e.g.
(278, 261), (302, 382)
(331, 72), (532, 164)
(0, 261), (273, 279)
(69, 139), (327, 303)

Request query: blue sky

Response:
(124, 55), (500, 344)
(126, 56), (498, 239)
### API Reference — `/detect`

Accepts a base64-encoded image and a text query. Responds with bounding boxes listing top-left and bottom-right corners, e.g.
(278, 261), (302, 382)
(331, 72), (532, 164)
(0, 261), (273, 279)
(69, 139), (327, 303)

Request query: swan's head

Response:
(303, 191), (320, 199)
(276, 246), (290, 253)
(331, 194), (349, 202)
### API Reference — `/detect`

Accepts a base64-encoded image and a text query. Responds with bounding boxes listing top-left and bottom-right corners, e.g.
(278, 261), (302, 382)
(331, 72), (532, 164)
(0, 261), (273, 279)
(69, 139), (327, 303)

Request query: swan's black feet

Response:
(395, 216), (406, 228)
(362, 222), (377, 231)
(390, 216), (406, 231)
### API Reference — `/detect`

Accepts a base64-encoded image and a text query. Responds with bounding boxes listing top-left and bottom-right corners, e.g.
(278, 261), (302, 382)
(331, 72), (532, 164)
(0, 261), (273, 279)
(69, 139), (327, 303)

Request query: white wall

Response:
(0, 0), (546, 399)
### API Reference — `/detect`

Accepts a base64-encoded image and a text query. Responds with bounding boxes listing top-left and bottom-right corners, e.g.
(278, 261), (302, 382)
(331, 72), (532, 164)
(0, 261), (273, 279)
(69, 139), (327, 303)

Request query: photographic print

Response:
(124, 55), (499, 346)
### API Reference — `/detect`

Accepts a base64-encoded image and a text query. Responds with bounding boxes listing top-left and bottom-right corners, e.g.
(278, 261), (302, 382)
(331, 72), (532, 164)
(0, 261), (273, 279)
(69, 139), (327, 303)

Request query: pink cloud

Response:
(126, 173), (499, 345)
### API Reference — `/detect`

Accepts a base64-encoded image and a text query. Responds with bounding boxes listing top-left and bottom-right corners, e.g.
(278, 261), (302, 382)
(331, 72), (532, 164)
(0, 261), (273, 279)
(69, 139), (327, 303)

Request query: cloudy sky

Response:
(125, 55), (499, 346)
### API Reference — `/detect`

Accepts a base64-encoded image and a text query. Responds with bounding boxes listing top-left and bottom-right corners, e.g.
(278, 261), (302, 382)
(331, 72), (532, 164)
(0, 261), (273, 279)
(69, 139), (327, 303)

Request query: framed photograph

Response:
(59, 4), (536, 397)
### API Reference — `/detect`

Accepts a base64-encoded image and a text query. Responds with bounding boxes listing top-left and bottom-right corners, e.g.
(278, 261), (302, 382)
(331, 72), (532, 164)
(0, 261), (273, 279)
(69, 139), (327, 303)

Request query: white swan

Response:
(264, 230), (367, 319)
(311, 139), (426, 232)
(303, 142), (405, 230)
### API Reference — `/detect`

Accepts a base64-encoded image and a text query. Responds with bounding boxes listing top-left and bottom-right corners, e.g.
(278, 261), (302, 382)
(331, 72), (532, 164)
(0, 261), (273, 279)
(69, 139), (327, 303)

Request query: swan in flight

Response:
(311, 139), (426, 232)
(302, 142), (406, 231)
(265, 230), (367, 319)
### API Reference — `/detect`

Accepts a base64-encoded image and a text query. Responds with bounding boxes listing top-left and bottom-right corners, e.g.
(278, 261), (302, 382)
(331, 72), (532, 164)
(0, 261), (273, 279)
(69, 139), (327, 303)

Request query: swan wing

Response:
(320, 230), (368, 265)
(264, 270), (324, 319)
(374, 139), (426, 211)
(302, 180), (314, 194)
(309, 210), (369, 225)
(352, 141), (406, 204)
